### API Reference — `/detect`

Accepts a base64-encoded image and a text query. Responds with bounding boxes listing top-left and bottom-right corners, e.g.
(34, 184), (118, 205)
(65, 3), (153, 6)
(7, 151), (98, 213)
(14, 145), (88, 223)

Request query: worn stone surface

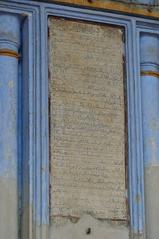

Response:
(0, 178), (18, 239)
(43, 0), (159, 5)
(145, 165), (159, 239)
(49, 18), (126, 220)
(49, 214), (129, 239)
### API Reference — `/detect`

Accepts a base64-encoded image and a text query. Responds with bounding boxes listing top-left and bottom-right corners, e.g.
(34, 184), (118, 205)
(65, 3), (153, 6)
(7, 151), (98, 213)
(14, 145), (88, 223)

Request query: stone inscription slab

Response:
(49, 17), (127, 220)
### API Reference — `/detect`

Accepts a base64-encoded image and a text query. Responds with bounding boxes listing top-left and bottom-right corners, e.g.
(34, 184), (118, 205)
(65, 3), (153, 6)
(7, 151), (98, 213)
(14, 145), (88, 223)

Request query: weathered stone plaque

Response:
(49, 17), (127, 220)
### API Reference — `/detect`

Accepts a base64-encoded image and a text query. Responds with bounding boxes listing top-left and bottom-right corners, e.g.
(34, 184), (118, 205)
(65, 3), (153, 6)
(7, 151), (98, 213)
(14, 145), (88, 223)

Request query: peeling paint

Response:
(50, 214), (129, 239)
(0, 177), (18, 239)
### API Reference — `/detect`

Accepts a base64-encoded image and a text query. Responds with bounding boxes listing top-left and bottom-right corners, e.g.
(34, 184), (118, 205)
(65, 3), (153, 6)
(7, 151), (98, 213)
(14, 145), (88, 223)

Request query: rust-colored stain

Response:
(141, 70), (159, 78)
(0, 49), (20, 59)
(51, 0), (159, 19)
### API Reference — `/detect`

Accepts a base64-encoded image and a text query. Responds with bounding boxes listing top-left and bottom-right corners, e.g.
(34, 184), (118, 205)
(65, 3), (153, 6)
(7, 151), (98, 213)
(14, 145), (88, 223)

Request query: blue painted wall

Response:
(0, 13), (21, 239)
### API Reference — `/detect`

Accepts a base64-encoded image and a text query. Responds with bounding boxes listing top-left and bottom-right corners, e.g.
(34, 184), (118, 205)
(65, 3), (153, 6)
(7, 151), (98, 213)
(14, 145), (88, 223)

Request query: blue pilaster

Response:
(140, 33), (159, 238)
(135, 0), (154, 4)
(0, 13), (21, 238)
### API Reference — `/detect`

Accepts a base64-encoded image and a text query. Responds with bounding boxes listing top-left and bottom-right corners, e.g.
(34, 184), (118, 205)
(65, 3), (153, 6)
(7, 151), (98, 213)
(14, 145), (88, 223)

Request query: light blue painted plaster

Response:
(0, 13), (21, 239)
(140, 32), (159, 238)
(135, 0), (155, 4)
(0, 13), (20, 176)
(0, 57), (18, 177)
(141, 75), (159, 166)
(0, 14), (20, 51)
(140, 33), (159, 166)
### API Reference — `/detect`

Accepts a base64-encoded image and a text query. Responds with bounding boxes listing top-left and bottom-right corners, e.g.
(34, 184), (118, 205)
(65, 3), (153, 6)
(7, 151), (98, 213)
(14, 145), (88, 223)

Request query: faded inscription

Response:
(49, 18), (126, 220)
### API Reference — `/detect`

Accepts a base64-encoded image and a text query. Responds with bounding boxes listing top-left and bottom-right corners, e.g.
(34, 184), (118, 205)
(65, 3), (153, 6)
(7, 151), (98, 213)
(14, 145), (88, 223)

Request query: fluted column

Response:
(0, 13), (21, 238)
(140, 33), (159, 239)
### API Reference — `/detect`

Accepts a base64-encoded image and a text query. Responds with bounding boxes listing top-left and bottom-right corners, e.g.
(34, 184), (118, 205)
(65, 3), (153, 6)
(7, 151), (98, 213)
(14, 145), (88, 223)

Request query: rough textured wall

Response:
(49, 0), (159, 6)
(112, 0), (158, 4)
(104, 0), (159, 4)
(49, 17), (127, 223)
